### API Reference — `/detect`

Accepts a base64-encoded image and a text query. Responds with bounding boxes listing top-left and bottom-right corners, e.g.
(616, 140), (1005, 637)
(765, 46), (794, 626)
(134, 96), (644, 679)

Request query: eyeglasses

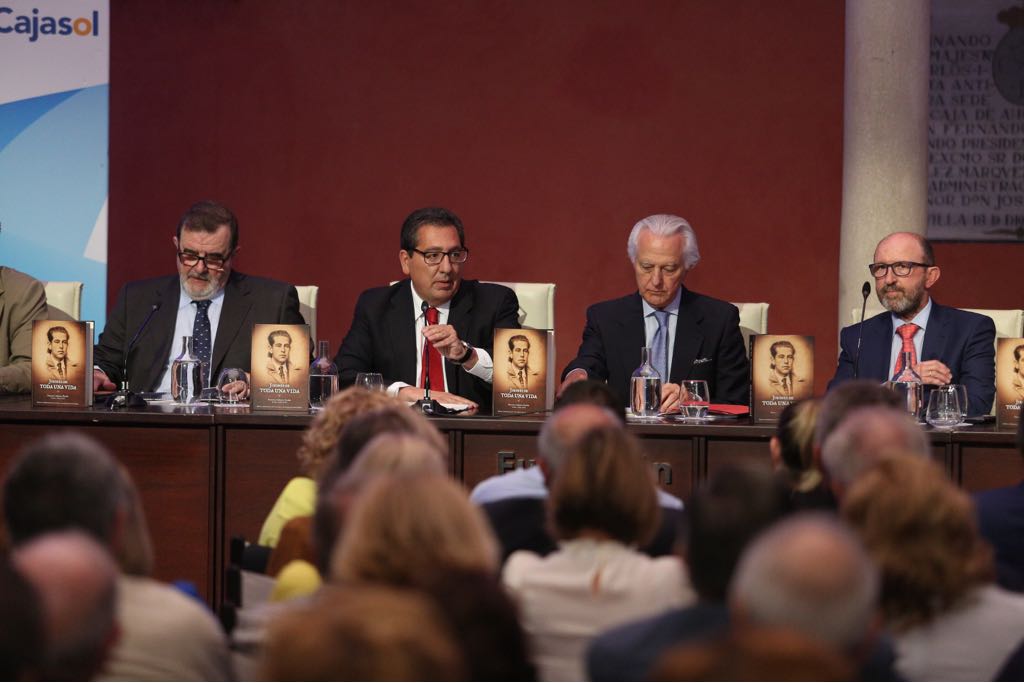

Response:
(868, 261), (932, 278)
(411, 248), (469, 265)
(178, 250), (232, 271)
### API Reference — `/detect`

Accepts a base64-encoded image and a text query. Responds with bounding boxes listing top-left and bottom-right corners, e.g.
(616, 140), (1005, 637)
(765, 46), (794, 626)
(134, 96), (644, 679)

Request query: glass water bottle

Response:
(630, 346), (663, 418)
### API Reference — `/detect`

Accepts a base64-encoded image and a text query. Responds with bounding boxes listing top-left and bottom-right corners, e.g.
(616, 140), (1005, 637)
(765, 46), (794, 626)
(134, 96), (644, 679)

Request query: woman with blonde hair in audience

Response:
(843, 453), (1024, 680)
(769, 398), (835, 510)
(502, 426), (694, 681)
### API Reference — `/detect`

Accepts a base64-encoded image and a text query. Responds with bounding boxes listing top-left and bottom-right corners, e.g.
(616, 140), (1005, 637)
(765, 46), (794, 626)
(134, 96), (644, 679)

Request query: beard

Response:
(877, 282), (924, 316)
(180, 271), (225, 300)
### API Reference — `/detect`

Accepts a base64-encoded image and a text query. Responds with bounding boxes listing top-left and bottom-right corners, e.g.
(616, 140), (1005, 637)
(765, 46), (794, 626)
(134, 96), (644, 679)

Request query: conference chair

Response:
(483, 281), (556, 330)
(43, 280), (83, 320)
(294, 285), (319, 342)
(732, 302), (770, 354)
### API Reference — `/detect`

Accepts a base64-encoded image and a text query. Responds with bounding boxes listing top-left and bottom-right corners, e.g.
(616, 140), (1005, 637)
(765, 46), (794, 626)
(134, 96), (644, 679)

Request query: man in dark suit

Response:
(560, 214), (750, 409)
(334, 207), (520, 412)
(974, 419), (1024, 593)
(828, 232), (995, 416)
(93, 201), (304, 397)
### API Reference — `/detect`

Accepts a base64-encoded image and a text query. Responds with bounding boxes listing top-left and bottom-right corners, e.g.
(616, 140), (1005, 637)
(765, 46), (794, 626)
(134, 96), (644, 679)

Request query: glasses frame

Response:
(867, 261), (933, 278)
(177, 249), (233, 271)
(411, 247), (470, 265)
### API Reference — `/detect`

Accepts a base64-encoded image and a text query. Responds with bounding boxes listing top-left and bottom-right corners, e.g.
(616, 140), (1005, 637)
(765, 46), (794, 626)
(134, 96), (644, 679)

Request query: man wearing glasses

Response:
(828, 231), (995, 416)
(334, 206), (520, 412)
(93, 200), (304, 397)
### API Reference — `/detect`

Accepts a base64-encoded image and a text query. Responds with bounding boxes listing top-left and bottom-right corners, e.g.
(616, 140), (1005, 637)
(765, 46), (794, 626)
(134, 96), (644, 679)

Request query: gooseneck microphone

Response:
(852, 282), (871, 379)
(108, 302), (161, 409)
(412, 300), (462, 416)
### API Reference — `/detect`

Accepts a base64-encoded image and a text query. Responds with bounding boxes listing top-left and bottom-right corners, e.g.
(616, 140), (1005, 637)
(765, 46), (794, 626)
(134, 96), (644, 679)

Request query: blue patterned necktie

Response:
(192, 299), (212, 385)
(651, 309), (670, 381)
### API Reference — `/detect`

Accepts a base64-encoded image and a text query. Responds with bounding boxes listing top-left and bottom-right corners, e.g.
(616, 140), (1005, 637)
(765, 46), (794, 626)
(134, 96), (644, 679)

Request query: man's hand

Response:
(557, 368), (588, 398)
(423, 324), (477, 369)
(913, 360), (952, 386)
(660, 382), (681, 413)
(93, 368), (116, 393)
(397, 385), (478, 413)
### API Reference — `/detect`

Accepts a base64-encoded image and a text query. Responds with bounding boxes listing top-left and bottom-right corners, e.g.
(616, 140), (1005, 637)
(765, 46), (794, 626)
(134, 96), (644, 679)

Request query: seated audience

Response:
(0, 555), (45, 680)
(769, 399), (835, 510)
(12, 531), (119, 680)
(503, 426), (694, 681)
(815, 379), (903, 451)
(0, 264), (48, 394)
(261, 584), (464, 680)
(974, 418), (1024, 592)
(3, 432), (233, 680)
(587, 461), (790, 681)
(843, 454), (1024, 680)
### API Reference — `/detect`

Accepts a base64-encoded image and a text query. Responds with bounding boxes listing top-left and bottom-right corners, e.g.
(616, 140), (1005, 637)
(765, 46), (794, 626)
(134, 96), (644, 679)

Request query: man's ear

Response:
(924, 265), (941, 289)
(399, 249), (411, 276)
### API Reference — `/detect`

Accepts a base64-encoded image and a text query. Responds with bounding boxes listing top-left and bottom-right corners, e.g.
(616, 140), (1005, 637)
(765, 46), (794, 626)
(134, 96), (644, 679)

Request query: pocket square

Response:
(693, 357), (712, 365)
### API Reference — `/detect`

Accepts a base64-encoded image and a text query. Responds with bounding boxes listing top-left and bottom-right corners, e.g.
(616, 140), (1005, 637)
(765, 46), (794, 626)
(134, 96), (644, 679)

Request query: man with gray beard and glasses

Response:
(828, 232), (994, 416)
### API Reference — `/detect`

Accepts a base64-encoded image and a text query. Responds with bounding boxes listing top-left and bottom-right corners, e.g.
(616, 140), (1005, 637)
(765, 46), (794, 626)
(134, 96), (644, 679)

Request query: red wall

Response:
(110, 1), (852, 392)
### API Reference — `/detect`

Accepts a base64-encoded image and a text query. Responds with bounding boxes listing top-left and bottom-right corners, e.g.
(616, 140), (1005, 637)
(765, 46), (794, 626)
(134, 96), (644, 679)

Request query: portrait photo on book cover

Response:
(493, 329), (547, 395)
(252, 325), (309, 389)
(32, 323), (84, 386)
(995, 338), (1024, 405)
(752, 335), (813, 402)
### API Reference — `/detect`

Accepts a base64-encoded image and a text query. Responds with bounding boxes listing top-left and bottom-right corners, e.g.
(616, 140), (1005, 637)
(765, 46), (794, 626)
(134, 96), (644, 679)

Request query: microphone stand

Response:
(852, 281), (871, 379)
(411, 300), (462, 416)
(107, 303), (161, 410)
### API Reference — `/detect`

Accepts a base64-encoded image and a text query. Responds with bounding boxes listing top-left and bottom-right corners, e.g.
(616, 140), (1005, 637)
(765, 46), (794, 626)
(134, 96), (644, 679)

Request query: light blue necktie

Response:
(651, 309), (670, 381)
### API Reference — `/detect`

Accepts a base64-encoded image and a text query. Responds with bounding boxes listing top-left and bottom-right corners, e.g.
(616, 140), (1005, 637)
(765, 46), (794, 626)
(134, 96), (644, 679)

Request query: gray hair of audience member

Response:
(537, 403), (622, 474)
(3, 432), (124, 547)
(13, 531), (120, 680)
(821, 406), (930, 493)
(686, 461), (791, 602)
(552, 378), (627, 423)
(815, 380), (902, 449)
(730, 513), (879, 654)
(626, 214), (701, 269)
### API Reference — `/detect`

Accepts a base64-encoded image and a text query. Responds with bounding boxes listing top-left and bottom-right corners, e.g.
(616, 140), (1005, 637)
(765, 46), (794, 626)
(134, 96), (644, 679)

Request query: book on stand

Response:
(492, 328), (554, 416)
(995, 337), (1024, 430)
(31, 320), (94, 406)
(748, 334), (814, 423)
(250, 323), (311, 411)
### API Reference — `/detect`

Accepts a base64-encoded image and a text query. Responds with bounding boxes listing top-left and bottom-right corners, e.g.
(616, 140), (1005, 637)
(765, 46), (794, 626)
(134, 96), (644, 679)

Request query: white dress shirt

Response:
(155, 286), (225, 393)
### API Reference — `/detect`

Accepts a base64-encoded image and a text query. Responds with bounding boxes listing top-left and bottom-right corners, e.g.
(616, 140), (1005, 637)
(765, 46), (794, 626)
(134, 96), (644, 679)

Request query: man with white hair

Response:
(559, 214), (749, 410)
(730, 514), (881, 666)
(821, 406), (931, 500)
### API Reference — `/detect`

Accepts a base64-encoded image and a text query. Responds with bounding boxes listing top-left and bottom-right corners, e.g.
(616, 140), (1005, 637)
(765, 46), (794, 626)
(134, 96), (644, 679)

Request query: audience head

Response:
(549, 425), (659, 547)
(552, 378), (626, 423)
(332, 474), (498, 588)
(537, 403), (621, 476)
(822, 406), (930, 499)
(261, 584), (464, 680)
(815, 380), (902, 450)
(686, 461), (791, 602)
(627, 214), (700, 309)
(0, 555), (45, 680)
(113, 465), (155, 577)
(3, 432), (123, 549)
(330, 405), (447, 480)
(295, 387), (405, 480)
(842, 454), (993, 631)
(730, 514), (879, 656)
(770, 399), (820, 479)
(13, 531), (119, 680)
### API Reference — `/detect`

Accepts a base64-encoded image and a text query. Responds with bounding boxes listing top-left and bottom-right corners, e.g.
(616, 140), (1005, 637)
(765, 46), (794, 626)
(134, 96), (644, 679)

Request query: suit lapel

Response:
(614, 294), (647, 377)
(921, 301), (949, 363)
(670, 289), (703, 382)
(212, 273), (253, 375)
(862, 312), (894, 381)
(136, 277), (179, 391)
(386, 281), (418, 385)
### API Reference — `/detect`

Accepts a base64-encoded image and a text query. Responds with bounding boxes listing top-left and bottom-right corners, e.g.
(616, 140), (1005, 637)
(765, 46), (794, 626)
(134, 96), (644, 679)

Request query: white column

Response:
(838, 0), (930, 331)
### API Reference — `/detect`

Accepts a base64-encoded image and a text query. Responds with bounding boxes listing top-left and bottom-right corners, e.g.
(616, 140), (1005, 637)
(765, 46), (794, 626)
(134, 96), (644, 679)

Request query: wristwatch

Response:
(452, 340), (474, 365)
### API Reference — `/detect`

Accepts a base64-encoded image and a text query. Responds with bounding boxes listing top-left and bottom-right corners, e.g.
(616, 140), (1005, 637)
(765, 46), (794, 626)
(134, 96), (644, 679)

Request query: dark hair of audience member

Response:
(842, 454), (994, 631)
(774, 399), (819, 476)
(2, 432), (123, 546)
(554, 379), (627, 423)
(421, 568), (537, 681)
(261, 584), (464, 680)
(685, 461), (791, 602)
(815, 380), (901, 448)
(0, 555), (44, 681)
(548, 426), (659, 546)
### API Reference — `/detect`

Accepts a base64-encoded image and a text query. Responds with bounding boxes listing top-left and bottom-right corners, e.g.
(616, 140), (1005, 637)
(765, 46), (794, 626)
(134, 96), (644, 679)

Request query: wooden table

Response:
(1, 396), (1019, 605)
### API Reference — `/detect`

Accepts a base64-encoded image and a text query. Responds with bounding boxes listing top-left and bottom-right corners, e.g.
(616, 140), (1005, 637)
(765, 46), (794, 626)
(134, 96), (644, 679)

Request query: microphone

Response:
(852, 282), (871, 379)
(107, 302), (161, 409)
(412, 300), (461, 416)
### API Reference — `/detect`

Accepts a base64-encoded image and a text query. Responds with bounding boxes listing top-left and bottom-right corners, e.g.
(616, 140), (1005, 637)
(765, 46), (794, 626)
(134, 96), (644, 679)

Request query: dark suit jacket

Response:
(828, 302), (995, 416)
(975, 482), (1024, 593)
(562, 288), (750, 406)
(95, 272), (304, 391)
(334, 279), (520, 411)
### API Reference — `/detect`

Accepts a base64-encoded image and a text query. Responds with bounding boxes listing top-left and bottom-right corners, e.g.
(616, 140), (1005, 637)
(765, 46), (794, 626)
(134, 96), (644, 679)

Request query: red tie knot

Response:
(426, 306), (439, 325)
(897, 323), (919, 341)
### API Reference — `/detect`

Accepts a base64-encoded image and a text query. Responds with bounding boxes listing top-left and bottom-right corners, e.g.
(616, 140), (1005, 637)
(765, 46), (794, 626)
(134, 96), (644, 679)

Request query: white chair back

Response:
(732, 302), (769, 354)
(294, 285), (319, 342)
(43, 281), (83, 320)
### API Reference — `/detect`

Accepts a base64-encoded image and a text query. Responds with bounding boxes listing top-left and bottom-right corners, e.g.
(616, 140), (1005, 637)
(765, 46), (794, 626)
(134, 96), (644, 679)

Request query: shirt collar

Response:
(409, 282), (451, 319)
(890, 297), (932, 334)
(177, 284), (226, 310)
(641, 287), (682, 318)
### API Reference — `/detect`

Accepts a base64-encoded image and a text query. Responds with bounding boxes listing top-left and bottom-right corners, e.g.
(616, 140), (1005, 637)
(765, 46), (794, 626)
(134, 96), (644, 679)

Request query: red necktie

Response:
(420, 306), (445, 391)
(892, 323), (920, 376)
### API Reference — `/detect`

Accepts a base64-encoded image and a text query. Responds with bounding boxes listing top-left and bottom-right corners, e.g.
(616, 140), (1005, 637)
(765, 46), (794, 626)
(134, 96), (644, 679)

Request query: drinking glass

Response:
(948, 384), (968, 422)
(217, 368), (248, 404)
(354, 372), (385, 392)
(678, 380), (711, 421)
(925, 386), (960, 429)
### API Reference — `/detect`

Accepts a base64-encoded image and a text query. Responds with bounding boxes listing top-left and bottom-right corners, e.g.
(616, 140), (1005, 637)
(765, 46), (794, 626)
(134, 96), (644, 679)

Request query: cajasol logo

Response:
(0, 7), (100, 42)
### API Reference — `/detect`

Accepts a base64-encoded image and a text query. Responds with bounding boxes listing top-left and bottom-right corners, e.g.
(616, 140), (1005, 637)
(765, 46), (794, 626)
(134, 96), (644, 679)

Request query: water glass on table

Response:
(217, 368), (248, 404)
(925, 385), (961, 429)
(678, 380), (710, 421)
(355, 372), (385, 392)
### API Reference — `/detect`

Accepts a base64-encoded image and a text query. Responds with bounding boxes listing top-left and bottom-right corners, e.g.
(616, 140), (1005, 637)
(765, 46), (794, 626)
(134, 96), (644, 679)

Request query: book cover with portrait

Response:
(492, 328), (554, 415)
(250, 323), (310, 411)
(31, 320), (94, 406)
(749, 334), (814, 423)
(995, 337), (1024, 430)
